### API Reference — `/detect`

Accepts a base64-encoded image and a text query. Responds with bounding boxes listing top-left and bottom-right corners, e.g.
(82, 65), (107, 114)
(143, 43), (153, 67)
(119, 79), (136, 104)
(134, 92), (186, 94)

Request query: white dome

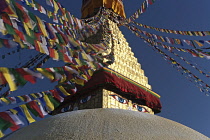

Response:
(5, 109), (209, 140)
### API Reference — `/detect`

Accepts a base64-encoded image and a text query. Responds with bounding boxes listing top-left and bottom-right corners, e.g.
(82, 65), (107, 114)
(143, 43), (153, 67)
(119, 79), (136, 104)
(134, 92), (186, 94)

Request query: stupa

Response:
(4, 0), (209, 139)
(52, 0), (161, 115)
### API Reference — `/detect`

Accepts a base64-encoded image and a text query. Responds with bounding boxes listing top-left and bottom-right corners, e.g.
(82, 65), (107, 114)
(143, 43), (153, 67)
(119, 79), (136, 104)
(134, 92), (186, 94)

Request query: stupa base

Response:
(4, 108), (209, 140)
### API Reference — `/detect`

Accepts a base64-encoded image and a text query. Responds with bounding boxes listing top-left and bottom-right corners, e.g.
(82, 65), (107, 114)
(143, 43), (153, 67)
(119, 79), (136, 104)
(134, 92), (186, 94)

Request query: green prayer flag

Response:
(26, 103), (39, 117)
(5, 24), (15, 35)
(9, 69), (27, 86)
(0, 117), (12, 131)
(47, 94), (60, 108)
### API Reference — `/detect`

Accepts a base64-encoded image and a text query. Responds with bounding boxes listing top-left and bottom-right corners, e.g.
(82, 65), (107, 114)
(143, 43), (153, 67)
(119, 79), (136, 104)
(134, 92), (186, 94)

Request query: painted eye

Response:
(80, 95), (91, 103)
(135, 105), (148, 112)
(61, 105), (71, 113)
(73, 106), (78, 111)
(110, 95), (128, 104)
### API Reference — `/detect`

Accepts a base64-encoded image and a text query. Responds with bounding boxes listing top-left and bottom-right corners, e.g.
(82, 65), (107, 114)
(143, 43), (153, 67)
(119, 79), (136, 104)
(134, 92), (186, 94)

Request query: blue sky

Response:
(1, 0), (210, 138)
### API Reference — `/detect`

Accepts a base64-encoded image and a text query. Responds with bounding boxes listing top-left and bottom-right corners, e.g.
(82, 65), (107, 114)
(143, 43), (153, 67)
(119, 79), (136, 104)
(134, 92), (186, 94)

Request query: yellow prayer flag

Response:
(69, 38), (80, 47)
(59, 75), (66, 83)
(88, 44), (98, 52)
(20, 104), (36, 123)
(47, 10), (53, 18)
(0, 131), (4, 138)
(187, 31), (193, 36)
(88, 62), (96, 69)
(23, 22), (31, 36)
(25, 20), (33, 30)
(30, 0), (35, 8)
(82, 74), (88, 81)
(43, 94), (54, 111)
(58, 15), (63, 24)
(10, 109), (18, 114)
(0, 68), (17, 91)
(17, 96), (24, 101)
(194, 40), (203, 47)
(36, 68), (54, 80)
(53, 0), (59, 14)
(168, 30), (172, 33)
(197, 31), (203, 36)
(62, 10), (68, 21)
(30, 93), (37, 99)
(198, 54), (204, 58)
(180, 49), (186, 52)
(58, 86), (70, 96)
(74, 79), (85, 86)
(54, 50), (59, 60)
(194, 32), (199, 36)
(13, 35), (26, 49)
(36, 16), (48, 37)
(0, 98), (10, 104)
(88, 69), (94, 77)
(75, 58), (82, 67)
(48, 39), (56, 46)
(24, 0), (30, 5)
(81, 52), (88, 60)
(36, 41), (45, 54)
(5, 0), (18, 17)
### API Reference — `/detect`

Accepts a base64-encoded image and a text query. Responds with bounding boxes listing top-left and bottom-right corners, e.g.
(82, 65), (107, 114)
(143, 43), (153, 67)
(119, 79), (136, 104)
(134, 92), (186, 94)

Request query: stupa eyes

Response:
(110, 95), (128, 104)
(134, 105), (148, 112)
(80, 95), (92, 104)
(61, 105), (71, 113)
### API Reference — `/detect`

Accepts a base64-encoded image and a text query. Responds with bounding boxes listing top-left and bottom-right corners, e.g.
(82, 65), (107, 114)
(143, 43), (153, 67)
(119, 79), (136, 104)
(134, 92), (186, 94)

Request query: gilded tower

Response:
(53, 0), (161, 115)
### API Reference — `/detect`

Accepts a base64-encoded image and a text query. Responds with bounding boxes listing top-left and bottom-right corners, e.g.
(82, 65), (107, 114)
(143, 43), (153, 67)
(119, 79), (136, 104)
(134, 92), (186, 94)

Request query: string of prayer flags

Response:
(126, 24), (210, 59)
(145, 37), (210, 78)
(0, 32), (107, 73)
(147, 39), (210, 59)
(125, 24), (210, 95)
(0, 87), (71, 137)
(2, 87), (66, 106)
(151, 45), (210, 94)
(133, 27), (210, 48)
(0, 53), (49, 95)
(0, 9), (109, 69)
(0, 0), (112, 138)
(165, 50), (210, 78)
(0, 67), (94, 92)
(144, 40), (210, 94)
(127, 0), (157, 22)
(17, 0), (104, 40)
(133, 21), (210, 37)
(153, 45), (210, 95)
(1, 0), (110, 53)
(0, 111), (22, 132)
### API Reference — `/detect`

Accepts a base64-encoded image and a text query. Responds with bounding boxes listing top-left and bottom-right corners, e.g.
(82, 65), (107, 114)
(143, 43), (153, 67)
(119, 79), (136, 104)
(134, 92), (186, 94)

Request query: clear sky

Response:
(1, 0), (210, 138)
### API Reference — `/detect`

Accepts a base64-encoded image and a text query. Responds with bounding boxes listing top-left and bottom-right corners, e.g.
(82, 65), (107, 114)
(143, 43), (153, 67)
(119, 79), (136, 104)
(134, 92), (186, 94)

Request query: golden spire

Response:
(81, 0), (126, 18)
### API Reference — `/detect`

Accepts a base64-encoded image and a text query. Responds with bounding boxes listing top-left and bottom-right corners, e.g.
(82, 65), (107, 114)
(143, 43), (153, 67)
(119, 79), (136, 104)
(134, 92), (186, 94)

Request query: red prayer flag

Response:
(148, 0), (154, 5)
(50, 89), (63, 102)
(14, 29), (25, 41)
(16, 68), (36, 84)
(27, 101), (44, 118)
(0, 0), (16, 16)
(15, 2), (30, 23)
(0, 112), (19, 131)
(0, 72), (7, 85)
